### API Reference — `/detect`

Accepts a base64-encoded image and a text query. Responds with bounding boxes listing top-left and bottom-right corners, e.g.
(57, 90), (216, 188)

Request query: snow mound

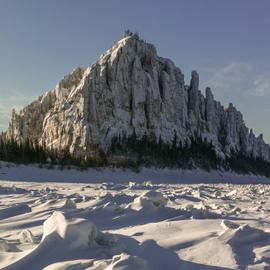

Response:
(97, 192), (136, 206)
(143, 191), (168, 206)
(129, 191), (168, 210)
(3, 212), (119, 269)
(142, 181), (153, 187)
(128, 181), (155, 190)
(219, 224), (267, 246)
(105, 253), (151, 270)
(129, 197), (155, 211)
(181, 202), (220, 219)
(43, 211), (97, 248)
(20, 229), (35, 243)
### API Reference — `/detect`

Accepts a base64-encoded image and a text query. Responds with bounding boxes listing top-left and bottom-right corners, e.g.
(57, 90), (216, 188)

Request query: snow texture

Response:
(1, 168), (270, 269)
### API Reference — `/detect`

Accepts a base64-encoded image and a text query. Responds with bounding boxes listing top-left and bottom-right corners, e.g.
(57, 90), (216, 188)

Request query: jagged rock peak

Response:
(205, 87), (213, 99)
(190, 70), (199, 90)
(5, 32), (270, 163)
(57, 66), (85, 91)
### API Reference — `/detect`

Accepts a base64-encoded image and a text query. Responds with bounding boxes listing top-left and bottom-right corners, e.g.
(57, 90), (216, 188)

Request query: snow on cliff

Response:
(6, 32), (270, 161)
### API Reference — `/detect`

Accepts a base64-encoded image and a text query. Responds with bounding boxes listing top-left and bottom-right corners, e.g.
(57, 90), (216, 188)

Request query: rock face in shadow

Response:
(6, 32), (270, 161)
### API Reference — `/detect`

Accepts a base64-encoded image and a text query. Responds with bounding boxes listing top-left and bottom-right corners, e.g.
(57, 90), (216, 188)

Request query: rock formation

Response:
(5, 32), (270, 162)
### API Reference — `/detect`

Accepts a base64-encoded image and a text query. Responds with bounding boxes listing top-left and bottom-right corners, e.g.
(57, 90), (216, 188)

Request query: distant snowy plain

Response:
(1, 163), (270, 269)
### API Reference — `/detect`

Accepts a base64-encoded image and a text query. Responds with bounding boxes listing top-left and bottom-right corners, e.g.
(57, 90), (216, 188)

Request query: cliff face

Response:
(6, 33), (270, 161)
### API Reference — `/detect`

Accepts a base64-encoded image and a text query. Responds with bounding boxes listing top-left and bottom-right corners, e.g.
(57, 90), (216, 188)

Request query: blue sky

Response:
(0, 0), (270, 141)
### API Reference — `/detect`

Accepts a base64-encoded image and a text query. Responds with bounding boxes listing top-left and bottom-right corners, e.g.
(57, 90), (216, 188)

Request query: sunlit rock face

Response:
(6, 33), (270, 161)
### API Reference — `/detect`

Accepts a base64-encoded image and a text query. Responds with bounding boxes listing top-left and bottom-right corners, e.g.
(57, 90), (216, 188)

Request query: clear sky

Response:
(0, 0), (270, 142)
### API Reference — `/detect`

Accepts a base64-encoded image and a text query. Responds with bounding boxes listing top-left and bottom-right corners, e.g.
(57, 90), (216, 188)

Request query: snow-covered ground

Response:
(1, 165), (270, 269)
(0, 162), (269, 184)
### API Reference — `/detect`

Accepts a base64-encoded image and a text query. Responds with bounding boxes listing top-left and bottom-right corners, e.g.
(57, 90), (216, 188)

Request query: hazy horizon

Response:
(1, 0), (270, 142)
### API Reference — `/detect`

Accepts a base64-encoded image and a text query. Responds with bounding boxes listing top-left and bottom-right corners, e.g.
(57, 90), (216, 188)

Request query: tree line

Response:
(0, 131), (270, 177)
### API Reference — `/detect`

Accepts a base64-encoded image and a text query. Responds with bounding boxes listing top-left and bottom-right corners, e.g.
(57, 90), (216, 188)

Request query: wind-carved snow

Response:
(1, 179), (270, 269)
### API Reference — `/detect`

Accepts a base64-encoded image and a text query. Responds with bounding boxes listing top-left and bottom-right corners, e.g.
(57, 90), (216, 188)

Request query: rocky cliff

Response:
(6, 32), (270, 162)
